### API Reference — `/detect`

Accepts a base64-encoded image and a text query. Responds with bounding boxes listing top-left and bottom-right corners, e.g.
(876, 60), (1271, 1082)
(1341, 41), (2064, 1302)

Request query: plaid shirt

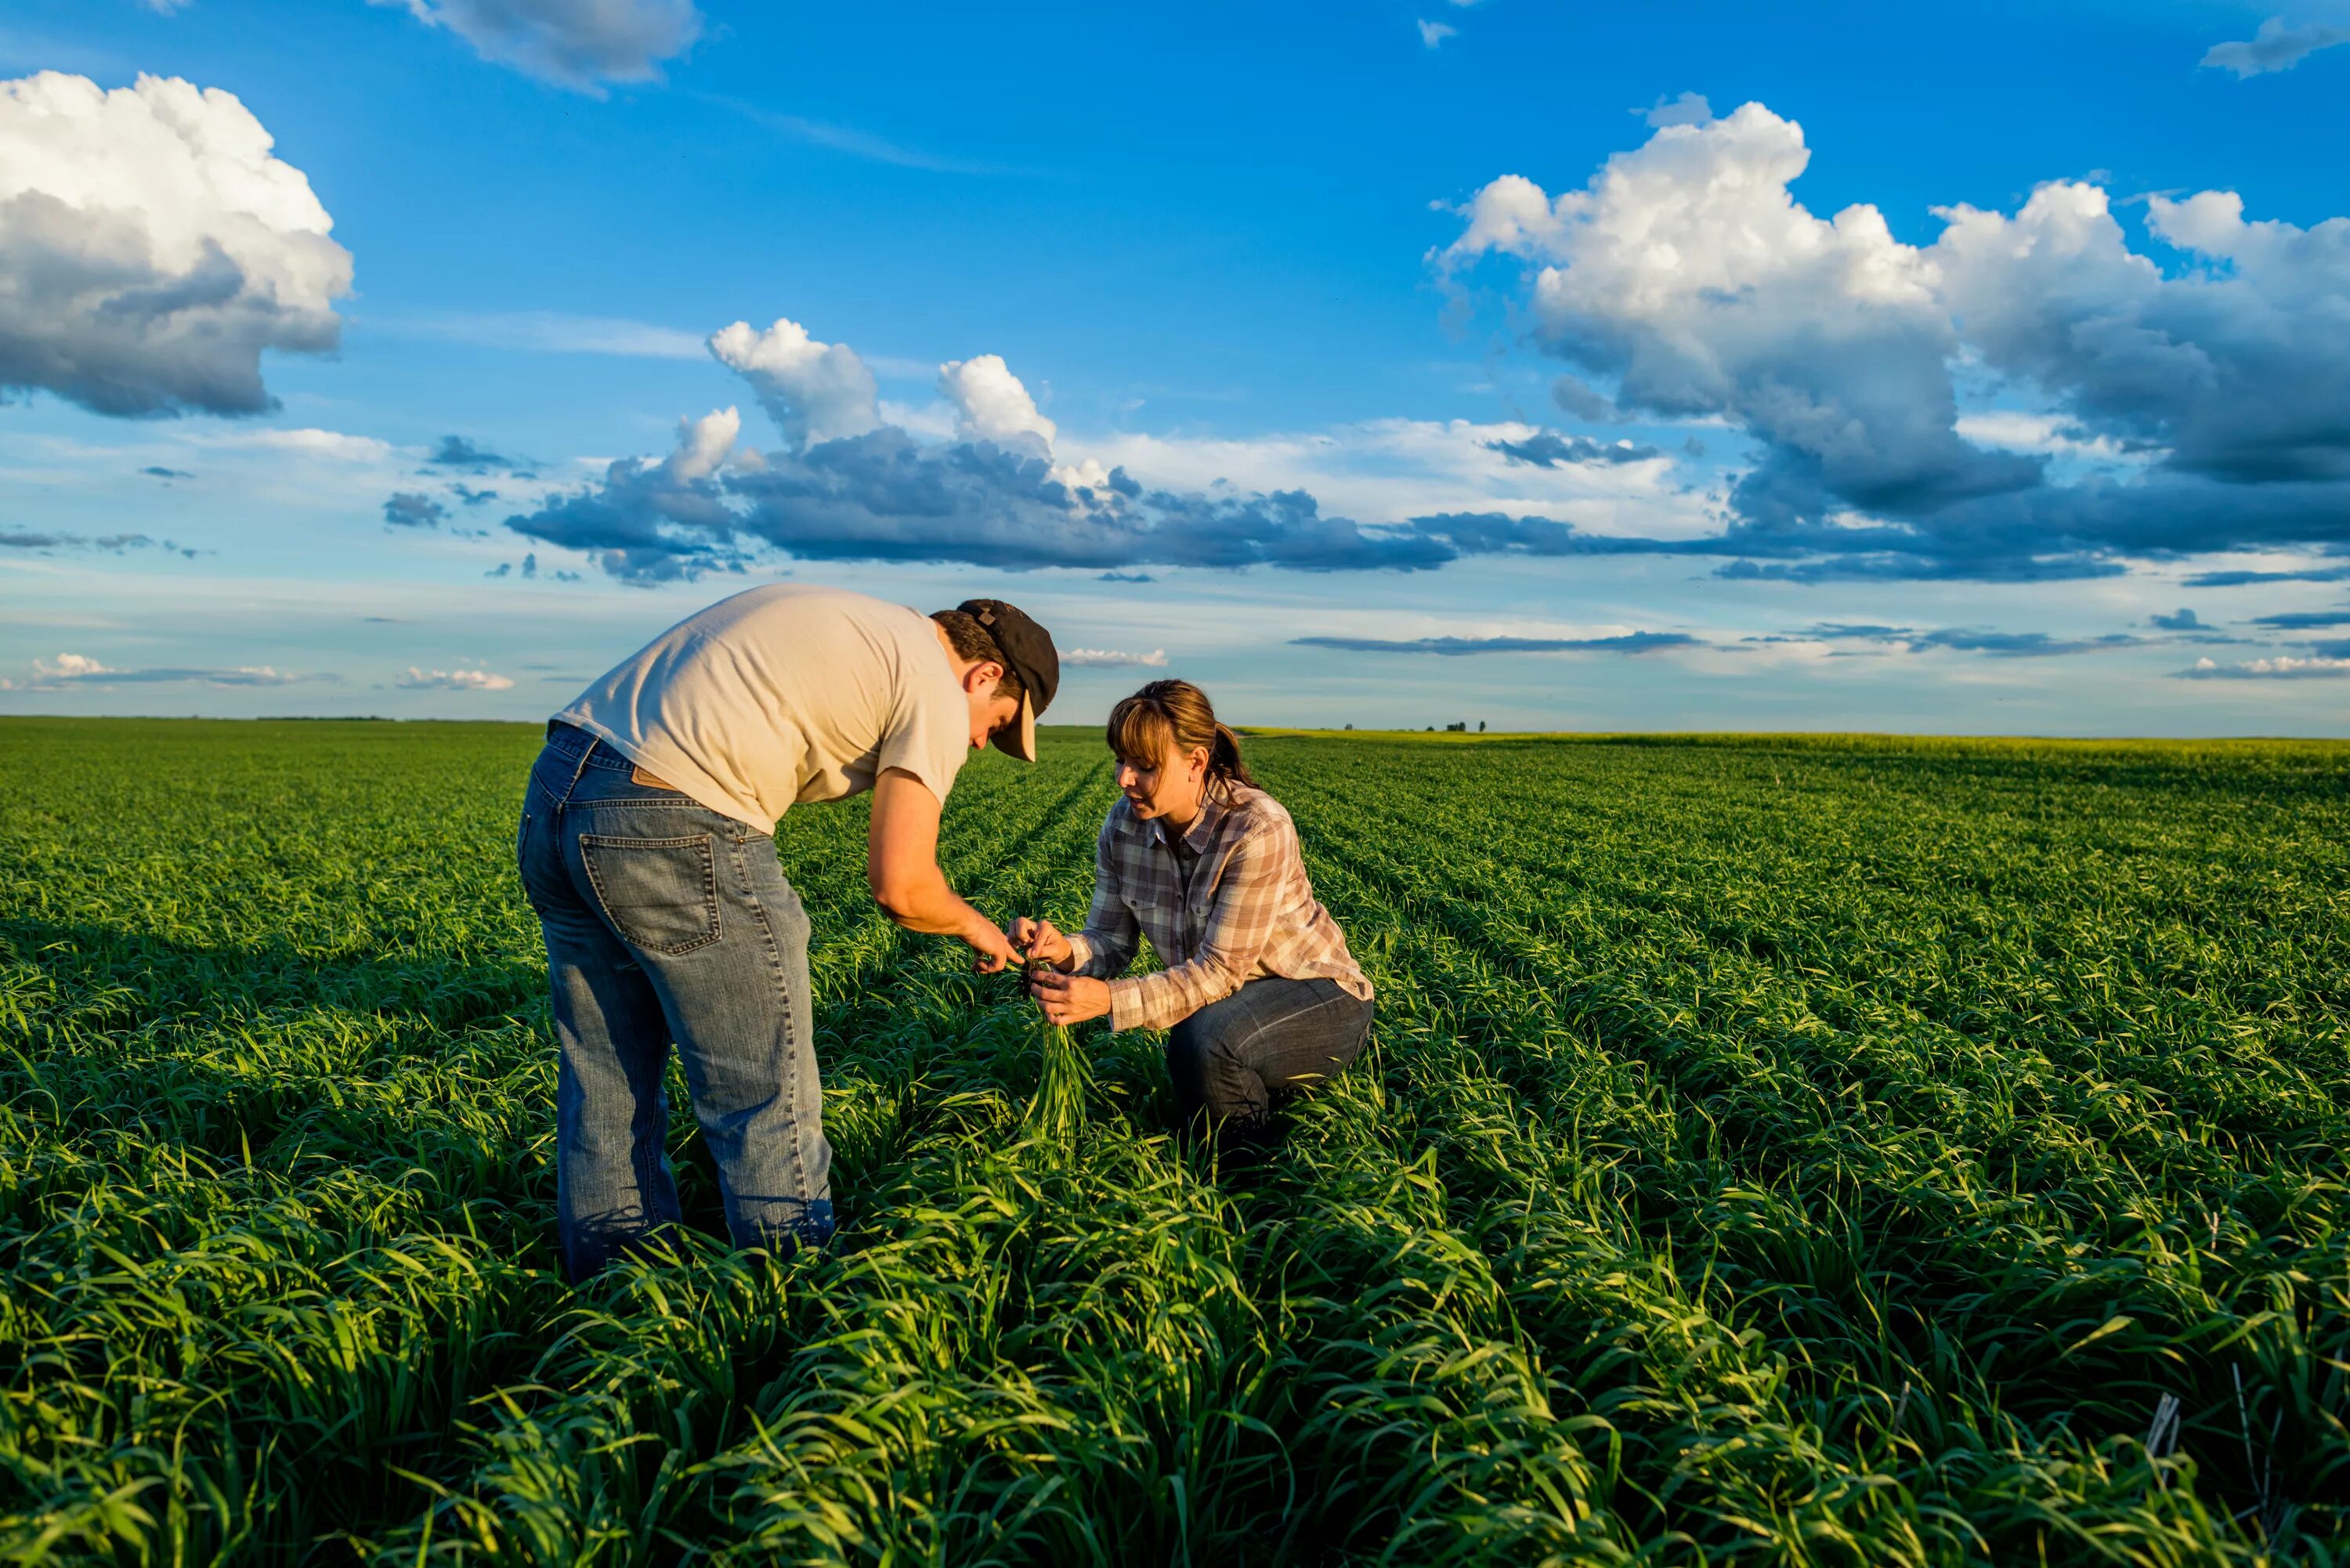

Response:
(1063, 780), (1372, 1034)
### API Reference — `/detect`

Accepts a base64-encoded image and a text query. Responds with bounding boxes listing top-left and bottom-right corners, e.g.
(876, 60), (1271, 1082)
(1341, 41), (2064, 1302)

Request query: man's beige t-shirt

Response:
(553, 584), (970, 832)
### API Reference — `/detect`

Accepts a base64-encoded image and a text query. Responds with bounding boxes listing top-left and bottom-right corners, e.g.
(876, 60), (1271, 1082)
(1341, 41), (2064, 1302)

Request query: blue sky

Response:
(4, 0), (2348, 733)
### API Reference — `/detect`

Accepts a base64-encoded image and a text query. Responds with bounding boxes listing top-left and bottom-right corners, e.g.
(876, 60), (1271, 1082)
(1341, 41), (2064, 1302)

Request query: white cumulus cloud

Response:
(1442, 103), (1964, 521)
(1936, 179), (2350, 484)
(0, 71), (352, 417)
(662, 405), (740, 482)
(1061, 648), (1169, 668)
(1417, 20), (1456, 48)
(708, 317), (880, 450)
(396, 666), (516, 691)
(1440, 99), (2350, 579)
(1045, 455), (1119, 498)
(2179, 653), (2350, 678)
(939, 354), (1055, 450)
(377, 0), (702, 91)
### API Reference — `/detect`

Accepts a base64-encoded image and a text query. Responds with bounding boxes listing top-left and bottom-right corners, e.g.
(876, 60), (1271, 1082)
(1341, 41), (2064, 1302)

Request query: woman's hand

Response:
(1028, 968), (1111, 1027)
(1006, 916), (1075, 970)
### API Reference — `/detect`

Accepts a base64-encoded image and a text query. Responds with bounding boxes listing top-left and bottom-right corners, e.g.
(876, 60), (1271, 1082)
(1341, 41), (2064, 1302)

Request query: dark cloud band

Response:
(1292, 632), (1698, 656)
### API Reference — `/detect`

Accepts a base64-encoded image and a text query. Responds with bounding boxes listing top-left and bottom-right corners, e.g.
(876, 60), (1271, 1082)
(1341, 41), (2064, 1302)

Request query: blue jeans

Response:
(518, 724), (833, 1281)
(1167, 976), (1373, 1136)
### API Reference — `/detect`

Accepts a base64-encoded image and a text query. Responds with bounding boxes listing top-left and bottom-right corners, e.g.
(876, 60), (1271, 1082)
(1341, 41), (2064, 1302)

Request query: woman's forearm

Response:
(1104, 948), (1247, 1034)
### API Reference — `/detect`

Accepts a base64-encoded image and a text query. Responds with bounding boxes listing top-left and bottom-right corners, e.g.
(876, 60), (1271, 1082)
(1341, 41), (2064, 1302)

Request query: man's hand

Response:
(967, 916), (1018, 974)
(1006, 916), (1074, 970)
(1028, 968), (1112, 1027)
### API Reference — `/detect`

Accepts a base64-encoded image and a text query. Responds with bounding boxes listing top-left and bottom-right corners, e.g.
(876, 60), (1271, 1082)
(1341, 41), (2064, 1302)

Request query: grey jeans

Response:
(1167, 975), (1374, 1135)
(518, 724), (832, 1281)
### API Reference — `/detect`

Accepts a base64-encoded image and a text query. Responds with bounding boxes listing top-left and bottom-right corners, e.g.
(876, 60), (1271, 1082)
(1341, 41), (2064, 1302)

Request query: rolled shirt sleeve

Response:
(873, 663), (968, 810)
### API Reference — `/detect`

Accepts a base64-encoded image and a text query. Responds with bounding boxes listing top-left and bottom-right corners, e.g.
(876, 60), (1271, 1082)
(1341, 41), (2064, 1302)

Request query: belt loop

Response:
(557, 735), (596, 808)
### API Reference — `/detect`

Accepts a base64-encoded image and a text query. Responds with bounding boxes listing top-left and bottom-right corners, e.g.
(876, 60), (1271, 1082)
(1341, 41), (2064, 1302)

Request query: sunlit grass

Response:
(1, 717), (2343, 1564)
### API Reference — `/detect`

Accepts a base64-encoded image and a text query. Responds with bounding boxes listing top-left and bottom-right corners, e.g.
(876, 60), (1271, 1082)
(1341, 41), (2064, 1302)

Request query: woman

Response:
(1011, 679), (1373, 1140)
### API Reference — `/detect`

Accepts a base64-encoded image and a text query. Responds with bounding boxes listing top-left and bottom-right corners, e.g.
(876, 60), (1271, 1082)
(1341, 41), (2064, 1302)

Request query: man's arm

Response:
(868, 767), (1017, 969)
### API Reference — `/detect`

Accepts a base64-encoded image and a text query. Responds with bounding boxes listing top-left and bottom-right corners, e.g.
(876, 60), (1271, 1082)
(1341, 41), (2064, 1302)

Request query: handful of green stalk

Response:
(1018, 948), (1090, 1141)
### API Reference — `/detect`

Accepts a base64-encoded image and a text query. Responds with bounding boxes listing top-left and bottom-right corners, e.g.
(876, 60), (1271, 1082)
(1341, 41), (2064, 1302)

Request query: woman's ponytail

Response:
(1106, 679), (1254, 790)
(1209, 721), (1256, 789)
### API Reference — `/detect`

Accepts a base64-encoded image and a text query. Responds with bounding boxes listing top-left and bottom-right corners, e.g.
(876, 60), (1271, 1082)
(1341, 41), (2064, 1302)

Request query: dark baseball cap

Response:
(958, 598), (1058, 762)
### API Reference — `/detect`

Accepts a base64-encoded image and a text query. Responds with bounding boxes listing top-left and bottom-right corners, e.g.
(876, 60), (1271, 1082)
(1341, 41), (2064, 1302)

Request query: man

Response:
(515, 584), (1059, 1281)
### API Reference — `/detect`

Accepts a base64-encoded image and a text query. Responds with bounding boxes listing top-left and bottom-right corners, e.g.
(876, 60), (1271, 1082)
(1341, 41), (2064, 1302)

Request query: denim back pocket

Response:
(579, 833), (721, 956)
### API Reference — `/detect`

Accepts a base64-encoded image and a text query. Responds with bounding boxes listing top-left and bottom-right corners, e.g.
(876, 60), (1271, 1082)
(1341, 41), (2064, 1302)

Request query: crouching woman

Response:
(1011, 679), (1373, 1140)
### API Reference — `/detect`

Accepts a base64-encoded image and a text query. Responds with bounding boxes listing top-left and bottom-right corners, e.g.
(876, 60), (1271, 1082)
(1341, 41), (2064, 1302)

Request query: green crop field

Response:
(2, 717), (2345, 1566)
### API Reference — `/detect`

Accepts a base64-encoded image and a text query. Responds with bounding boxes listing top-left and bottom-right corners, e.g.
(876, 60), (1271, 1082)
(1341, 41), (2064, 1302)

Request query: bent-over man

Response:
(517, 584), (1059, 1279)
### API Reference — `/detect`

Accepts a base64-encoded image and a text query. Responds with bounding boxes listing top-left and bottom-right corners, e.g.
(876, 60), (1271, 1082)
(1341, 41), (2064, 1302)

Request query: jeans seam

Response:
(564, 797), (706, 809)
(556, 737), (597, 809)
(736, 836), (811, 1227)
(515, 809), (536, 906)
(632, 1064), (670, 1234)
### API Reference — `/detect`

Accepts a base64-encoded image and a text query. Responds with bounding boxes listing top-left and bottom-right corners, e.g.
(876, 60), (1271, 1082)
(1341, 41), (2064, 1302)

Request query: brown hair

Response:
(1106, 678), (1254, 789)
(930, 609), (1027, 705)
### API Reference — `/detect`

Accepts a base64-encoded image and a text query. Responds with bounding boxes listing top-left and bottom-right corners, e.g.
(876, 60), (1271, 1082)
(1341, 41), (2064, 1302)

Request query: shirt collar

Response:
(1155, 776), (1235, 855)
